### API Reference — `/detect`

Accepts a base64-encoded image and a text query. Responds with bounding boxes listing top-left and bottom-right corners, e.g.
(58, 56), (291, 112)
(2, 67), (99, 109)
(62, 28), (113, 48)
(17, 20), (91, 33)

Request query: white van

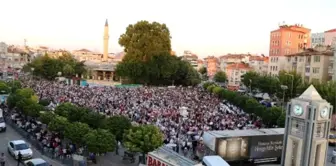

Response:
(202, 156), (230, 166)
(0, 109), (6, 132)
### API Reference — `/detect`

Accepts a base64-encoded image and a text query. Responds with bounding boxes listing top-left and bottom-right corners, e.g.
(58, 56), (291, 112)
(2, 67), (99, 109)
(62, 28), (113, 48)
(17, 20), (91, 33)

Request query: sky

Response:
(0, 0), (335, 58)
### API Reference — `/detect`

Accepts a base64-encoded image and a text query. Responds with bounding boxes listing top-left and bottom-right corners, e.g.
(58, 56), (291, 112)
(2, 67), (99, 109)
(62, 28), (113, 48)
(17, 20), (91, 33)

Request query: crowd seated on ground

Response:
(21, 79), (261, 158)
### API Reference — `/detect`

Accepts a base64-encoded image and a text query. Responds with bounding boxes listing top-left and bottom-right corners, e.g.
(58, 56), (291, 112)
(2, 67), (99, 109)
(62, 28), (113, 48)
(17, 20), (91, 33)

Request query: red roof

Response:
(325, 28), (336, 33)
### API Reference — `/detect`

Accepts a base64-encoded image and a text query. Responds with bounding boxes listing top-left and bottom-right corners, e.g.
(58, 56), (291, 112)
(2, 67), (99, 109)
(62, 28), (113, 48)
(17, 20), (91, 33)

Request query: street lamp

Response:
(280, 85), (288, 110)
(284, 73), (294, 99)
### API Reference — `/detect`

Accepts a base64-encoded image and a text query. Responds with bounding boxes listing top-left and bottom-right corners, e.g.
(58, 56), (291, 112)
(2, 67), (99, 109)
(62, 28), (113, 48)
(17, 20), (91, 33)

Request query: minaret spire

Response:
(105, 19), (108, 26)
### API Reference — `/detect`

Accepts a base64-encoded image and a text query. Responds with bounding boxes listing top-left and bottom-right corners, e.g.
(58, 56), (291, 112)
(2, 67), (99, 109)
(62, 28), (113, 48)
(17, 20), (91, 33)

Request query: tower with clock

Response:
(281, 85), (333, 166)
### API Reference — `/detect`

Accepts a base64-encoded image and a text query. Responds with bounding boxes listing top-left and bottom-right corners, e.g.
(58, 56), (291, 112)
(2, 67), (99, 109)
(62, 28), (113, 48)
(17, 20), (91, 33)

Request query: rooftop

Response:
(325, 28), (336, 33)
(226, 63), (252, 70)
(204, 128), (284, 138)
(149, 146), (197, 166)
(284, 47), (333, 57)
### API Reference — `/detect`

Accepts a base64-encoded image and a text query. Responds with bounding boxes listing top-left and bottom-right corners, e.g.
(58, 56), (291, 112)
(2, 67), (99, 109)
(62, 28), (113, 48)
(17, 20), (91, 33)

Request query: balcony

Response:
(328, 67), (334, 74)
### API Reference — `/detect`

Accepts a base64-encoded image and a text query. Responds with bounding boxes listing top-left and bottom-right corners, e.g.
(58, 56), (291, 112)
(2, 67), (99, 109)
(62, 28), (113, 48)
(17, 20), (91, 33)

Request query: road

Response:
(326, 145), (336, 166)
(0, 125), (62, 166)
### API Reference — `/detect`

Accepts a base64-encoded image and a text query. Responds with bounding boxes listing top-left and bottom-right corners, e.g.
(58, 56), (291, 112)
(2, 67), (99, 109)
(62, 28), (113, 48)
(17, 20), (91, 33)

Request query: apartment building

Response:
(225, 63), (252, 90)
(0, 42), (8, 54)
(197, 60), (204, 71)
(334, 48), (336, 81)
(205, 56), (219, 78)
(248, 56), (269, 74)
(268, 24), (311, 76)
(219, 54), (248, 71)
(325, 29), (336, 47)
(181, 50), (198, 69)
(284, 47), (334, 83)
(311, 33), (325, 48)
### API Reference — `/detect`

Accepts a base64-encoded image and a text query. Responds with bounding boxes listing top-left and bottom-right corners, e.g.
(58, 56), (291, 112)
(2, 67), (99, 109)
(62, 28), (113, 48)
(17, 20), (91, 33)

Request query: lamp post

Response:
(285, 73), (294, 98)
(280, 85), (288, 110)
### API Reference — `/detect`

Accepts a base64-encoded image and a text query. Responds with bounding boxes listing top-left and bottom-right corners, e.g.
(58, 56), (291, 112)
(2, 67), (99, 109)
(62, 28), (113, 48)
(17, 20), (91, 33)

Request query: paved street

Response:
(0, 125), (62, 166)
(326, 145), (336, 166)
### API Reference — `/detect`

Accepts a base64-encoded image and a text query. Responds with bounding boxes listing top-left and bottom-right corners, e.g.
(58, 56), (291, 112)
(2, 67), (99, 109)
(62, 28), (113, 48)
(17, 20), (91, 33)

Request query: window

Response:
(312, 67), (320, 74)
(313, 56), (320, 62)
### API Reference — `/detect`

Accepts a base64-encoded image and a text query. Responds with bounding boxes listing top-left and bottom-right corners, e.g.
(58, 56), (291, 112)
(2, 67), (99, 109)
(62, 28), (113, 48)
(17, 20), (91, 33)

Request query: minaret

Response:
(103, 19), (109, 62)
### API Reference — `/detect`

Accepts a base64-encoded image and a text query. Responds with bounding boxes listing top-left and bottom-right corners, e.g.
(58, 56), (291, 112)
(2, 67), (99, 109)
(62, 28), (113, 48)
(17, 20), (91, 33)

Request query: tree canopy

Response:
(214, 71), (227, 83)
(83, 129), (116, 154)
(23, 53), (86, 80)
(115, 52), (200, 86)
(119, 20), (171, 62)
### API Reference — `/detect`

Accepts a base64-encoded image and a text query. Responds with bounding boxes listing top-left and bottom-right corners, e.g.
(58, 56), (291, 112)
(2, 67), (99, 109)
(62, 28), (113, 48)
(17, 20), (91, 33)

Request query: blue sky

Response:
(0, 0), (335, 57)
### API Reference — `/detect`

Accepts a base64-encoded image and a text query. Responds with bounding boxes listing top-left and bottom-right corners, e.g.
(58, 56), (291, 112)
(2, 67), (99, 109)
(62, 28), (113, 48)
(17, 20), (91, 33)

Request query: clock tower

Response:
(281, 85), (333, 166)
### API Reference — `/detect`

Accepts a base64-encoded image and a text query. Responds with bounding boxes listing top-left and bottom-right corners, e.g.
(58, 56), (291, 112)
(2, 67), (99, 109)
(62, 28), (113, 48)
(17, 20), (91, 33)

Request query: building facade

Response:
(181, 50), (198, 69)
(334, 47), (336, 81)
(284, 47), (334, 83)
(205, 56), (219, 78)
(0, 42), (8, 54)
(325, 29), (336, 47)
(219, 54), (249, 72)
(225, 63), (252, 90)
(311, 32), (325, 48)
(268, 24), (311, 76)
(248, 56), (269, 74)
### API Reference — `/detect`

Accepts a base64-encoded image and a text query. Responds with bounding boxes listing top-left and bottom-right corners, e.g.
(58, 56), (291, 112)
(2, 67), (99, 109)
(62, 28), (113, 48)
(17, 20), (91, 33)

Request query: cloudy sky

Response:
(0, 0), (335, 57)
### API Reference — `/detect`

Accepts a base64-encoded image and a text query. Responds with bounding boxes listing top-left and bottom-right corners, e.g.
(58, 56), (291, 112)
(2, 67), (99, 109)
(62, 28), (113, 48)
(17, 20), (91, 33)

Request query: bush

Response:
(39, 99), (50, 106)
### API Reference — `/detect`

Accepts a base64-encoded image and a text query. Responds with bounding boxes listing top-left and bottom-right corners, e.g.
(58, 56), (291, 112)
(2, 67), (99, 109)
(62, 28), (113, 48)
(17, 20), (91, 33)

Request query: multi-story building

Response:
(333, 47), (336, 81)
(0, 42), (8, 54)
(248, 56), (269, 74)
(268, 24), (311, 76)
(197, 60), (204, 71)
(181, 50), (198, 69)
(284, 46), (334, 83)
(311, 33), (325, 48)
(204, 56), (219, 78)
(225, 63), (252, 90)
(219, 54), (250, 72)
(325, 29), (336, 47)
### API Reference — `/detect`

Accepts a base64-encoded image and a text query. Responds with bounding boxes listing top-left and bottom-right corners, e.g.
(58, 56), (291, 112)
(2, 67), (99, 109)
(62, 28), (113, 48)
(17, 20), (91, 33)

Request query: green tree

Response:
(39, 99), (50, 106)
(6, 80), (22, 93)
(314, 81), (336, 113)
(241, 71), (260, 92)
(123, 124), (164, 164)
(0, 81), (10, 94)
(48, 116), (69, 134)
(23, 103), (44, 117)
(83, 129), (116, 154)
(104, 115), (132, 154)
(198, 67), (208, 81)
(257, 75), (280, 96)
(39, 112), (55, 124)
(277, 70), (302, 101)
(65, 122), (91, 145)
(54, 102), (78, 118)
(263, 107), (283, 127)
(119, 20), (171, 62)
(80, 112), (106, 129)
(277, 113), (286, 127)
(213, 71), (227, 83)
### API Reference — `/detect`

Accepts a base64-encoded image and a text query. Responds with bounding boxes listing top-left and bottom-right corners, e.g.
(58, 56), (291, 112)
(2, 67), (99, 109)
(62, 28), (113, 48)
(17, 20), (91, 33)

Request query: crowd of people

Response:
(23, 79), (261, 158)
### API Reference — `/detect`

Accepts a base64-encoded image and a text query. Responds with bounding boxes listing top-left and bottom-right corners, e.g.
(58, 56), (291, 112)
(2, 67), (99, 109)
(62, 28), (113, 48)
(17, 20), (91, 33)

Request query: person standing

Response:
(17, 152), (22, 166)
(0, 153), (5, 166)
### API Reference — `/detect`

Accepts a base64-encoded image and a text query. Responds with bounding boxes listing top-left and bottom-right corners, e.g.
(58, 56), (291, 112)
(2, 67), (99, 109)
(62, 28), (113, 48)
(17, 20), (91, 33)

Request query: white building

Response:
(247, 56), (269, 75)
(0, 42), (8, 54)
(268, 56), (287, 76)
(311, 33), (325, 48)
(181, 50), (198, 69)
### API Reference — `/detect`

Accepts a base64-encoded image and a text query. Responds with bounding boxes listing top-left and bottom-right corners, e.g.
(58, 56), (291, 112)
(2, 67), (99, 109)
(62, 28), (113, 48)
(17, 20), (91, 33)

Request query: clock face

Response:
(293, 104), (303, 116)
(320, 107), (329, 118)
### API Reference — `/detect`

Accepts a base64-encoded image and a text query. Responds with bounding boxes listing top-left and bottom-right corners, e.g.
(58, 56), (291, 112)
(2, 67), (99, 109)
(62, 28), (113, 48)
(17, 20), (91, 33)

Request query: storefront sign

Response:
(147, 155), (168, 166)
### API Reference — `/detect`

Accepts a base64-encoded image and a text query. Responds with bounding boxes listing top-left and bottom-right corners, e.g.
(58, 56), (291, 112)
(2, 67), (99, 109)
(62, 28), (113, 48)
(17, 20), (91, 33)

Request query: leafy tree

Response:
(277, 113), (286, 127)
(16, 88), (35, 99)
(65, 122), (91, 145)
(0, 81), (10, 94)
(314, 81), (336, 113)
(54, 102), (78, 118)
(67, 107), (89, 122)
(263, 107), (283, 127)
(119, 20), (171, 62)
(23, 103), (44, 117)
(39, 111), (55, 124)
(104, 115), (132, 154)
(257, 75), (280, 96)
(83, 129), (116, 154)
(213, 71), (227, 83)
(198, 67), (207, 75)
(39, 99), (50, 106)
(123, 124), (164, 163)
(277, 70), (302, 101)
(80, 112), (106, 129)
(242, 71), (260, 91)
(6, 80), (22, 93)
(48, 116), (69, 134)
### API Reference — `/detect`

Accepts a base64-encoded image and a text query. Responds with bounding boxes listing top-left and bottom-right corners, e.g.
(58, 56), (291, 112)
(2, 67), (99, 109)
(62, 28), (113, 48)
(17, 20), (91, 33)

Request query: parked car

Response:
(24, 158), (49, 166)
(7, 140), (33, 160)
(0, 109), (6, 132)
